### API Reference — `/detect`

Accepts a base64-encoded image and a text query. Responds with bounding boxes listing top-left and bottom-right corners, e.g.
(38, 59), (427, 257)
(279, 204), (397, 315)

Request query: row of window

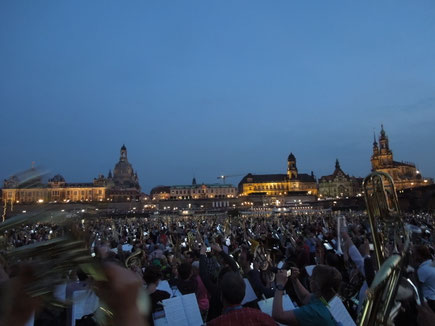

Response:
(169, 194), (231, 200)
(172, 189), (235, 195)
(4, 189), (104, 198)
(249, 184), (287, 191)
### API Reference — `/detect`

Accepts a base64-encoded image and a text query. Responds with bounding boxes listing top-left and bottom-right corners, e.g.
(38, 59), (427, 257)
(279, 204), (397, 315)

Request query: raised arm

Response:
(289, 269), (311, 305)
(272, 269), (299, 326)
(199, 245), (218, 295)
(211, 243), (239, 272)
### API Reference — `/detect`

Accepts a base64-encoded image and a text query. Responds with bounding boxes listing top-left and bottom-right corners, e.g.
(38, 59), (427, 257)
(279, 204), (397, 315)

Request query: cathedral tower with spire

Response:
(370, 125), (432, 190)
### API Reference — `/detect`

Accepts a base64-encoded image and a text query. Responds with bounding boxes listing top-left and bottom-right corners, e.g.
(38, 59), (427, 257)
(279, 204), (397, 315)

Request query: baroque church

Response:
(105, 144), (141, 201)
(238, 153), (318, 196)
(371, 125), (432, 190)
(2, 145), (141, 203)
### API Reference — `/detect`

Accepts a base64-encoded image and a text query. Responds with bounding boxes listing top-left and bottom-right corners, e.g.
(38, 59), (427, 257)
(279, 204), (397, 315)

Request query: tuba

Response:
(358, 172), (421, 326)
(0, 211), (107, 307)
(125, 249), (143, 270)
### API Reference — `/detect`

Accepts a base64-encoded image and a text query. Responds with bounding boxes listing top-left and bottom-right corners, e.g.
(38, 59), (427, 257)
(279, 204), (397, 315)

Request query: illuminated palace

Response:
(1, 145), (141, 204)
(150, 178), (237, 201)
(238, 153), (317, 196)
(2, 173), (107, 204)
(371, 125), (432, 190)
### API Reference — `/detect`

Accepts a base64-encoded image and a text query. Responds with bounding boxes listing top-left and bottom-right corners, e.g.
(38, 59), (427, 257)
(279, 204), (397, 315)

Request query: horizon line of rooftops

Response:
(2, 125), (432, 193)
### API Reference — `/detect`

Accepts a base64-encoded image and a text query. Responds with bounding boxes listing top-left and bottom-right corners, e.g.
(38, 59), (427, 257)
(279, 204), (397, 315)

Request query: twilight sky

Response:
(1, 1), (435, 193)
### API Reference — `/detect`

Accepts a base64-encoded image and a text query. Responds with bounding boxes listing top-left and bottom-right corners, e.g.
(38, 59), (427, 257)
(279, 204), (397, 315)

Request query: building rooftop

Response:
(171, 183), (235, 189)
(239, 173), (315, 184)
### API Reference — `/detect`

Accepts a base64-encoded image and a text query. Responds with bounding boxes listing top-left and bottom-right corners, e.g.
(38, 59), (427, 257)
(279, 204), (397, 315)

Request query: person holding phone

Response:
(272, 265), (342, 325)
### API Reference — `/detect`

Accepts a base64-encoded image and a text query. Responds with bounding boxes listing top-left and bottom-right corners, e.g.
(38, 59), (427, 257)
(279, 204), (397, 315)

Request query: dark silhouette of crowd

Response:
(0, 211), (434, 325)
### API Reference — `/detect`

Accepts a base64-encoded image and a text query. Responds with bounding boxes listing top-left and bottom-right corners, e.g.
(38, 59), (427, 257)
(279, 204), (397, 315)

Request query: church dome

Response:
(113, 160), (134, 183)
(111, 145), (140, 189)
(49, 174), (65, 183)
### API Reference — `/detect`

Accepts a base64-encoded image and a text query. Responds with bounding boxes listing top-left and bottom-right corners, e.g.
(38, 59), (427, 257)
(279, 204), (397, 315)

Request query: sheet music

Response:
(242, 278), (257, 304)
(258, 295), (295, 316)
(305, 265), (316, 276)
(153, 317), (168, 326)
(182, 293), (203, 326)
(328, 296), (356, 326)
(258, 295), (295, 326)
(283, 294), (296, 310)
(156, 280), (173, 297)
(162, 296), (189, 326)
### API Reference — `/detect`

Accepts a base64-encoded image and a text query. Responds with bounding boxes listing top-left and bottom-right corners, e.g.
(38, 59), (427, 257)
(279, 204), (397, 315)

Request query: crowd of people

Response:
(0, 210), (434, 326)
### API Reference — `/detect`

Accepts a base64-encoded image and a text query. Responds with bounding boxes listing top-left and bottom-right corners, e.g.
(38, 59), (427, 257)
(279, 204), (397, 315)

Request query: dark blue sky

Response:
(1, 1), (435, 193)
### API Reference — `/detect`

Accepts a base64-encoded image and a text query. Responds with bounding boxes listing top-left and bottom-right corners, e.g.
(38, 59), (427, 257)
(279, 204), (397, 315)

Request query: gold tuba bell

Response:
(358, 172), (420, 326)
(125, 249), (143, 270)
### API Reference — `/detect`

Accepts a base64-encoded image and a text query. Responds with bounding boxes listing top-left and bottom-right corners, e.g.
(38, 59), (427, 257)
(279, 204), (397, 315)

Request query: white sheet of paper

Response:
(305, 265), (316, 276)
(182, 293), (203, 326)
(162, 296), (189, 326)
(154, 317), (168, 326)
(162, 293), (203, 326)
(258, 294), (295, 316)
(122, 244), (133, 252)
(328, 296), (356, 326)
(242, 278), (258, 304)
(157, 280), (173, 297)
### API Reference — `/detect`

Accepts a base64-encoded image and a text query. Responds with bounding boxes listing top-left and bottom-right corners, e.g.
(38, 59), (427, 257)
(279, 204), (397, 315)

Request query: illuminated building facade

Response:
(150, 186), (171, 201)
(1, 145), (141, 203)
(2, 173), (106, 204)
(318, 160), (362, 198)
(150, 178), (237, 201)
(238, 153), (318, 196)
(371, 125), (432, 190)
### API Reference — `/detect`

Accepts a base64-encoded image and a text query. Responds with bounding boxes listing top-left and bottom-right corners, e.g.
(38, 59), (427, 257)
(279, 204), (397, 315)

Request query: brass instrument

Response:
(358, 172), (420, 326)
(125, 249), (143, 270)
(0, 212), (106, 307)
